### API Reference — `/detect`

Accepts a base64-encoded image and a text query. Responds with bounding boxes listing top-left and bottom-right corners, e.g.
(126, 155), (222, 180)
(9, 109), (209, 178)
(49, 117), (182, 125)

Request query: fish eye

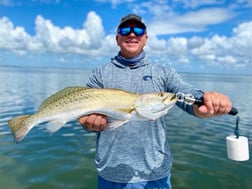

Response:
(159, 92), (164, 97)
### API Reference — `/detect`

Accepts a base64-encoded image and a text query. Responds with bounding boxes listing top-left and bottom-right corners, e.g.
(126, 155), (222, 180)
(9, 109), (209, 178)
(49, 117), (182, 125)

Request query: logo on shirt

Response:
(143, 75), (152, 81)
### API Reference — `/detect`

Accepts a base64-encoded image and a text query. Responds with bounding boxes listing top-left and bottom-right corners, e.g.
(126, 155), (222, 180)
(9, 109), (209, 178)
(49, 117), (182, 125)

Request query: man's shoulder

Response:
(149, 62), (175, 75)
(90, 61), (114, 73)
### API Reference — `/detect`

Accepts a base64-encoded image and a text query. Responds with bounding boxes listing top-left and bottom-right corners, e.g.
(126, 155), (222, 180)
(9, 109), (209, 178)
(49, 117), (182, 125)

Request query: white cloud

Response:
(83, 11), (105, 48)
(187, 36), (205, 49)
(0, 11), (112, 56)
(236, 0), (252, 7)
(183, 21), (252, 69)
(146, 19), (252, 71)
(146, 7), (234, 35)
(145, 33), (167, 53)
(0, 0), (61, 6)
(0, 0), (12, 6)
(131, 1), (235, 35)
(95, 0), (134, 8)
(0, 10), (251, 73)
(33, 11), (106, 54)
(178, 8), (233, 25)
(0, 17), (32, 54)
(173, 0), (225, 9)
(166, 37), (188, 56)
(217, 56), (237, 64)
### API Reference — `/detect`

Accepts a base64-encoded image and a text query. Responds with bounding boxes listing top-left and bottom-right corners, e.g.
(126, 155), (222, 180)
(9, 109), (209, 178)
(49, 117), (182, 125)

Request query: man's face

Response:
(116, 21), (148, 58)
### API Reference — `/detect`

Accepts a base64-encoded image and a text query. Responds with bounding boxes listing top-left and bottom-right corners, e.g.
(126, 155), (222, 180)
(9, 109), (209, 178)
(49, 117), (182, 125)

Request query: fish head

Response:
(135, 92), (177, 120)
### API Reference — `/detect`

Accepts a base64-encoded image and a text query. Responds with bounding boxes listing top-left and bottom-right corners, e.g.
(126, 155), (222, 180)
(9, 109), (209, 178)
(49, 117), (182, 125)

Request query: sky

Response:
(0, 0), (251, 74)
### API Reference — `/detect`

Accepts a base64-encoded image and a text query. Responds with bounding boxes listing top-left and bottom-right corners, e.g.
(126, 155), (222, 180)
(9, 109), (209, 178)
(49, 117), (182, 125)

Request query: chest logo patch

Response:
(143, 75), (152, 81)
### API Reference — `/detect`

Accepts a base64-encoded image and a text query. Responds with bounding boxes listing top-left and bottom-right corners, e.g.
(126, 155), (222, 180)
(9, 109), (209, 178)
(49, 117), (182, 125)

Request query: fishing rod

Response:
(176, 92), (238, 116)
(176, 92), (250, 161)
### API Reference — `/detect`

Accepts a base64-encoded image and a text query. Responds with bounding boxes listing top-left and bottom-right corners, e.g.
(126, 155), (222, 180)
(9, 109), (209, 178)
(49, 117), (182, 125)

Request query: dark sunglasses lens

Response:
(119, 27), (131, 36)
(118, 27), (145, 36)
(133, 27), (145, 36)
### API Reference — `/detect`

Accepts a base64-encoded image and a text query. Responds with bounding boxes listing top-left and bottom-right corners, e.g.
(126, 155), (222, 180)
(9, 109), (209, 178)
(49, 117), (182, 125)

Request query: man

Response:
(78, 14), (232, 189)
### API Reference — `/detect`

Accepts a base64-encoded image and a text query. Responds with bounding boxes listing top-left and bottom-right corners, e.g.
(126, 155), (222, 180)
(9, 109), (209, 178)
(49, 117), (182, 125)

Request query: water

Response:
(0, 66), (251, 189)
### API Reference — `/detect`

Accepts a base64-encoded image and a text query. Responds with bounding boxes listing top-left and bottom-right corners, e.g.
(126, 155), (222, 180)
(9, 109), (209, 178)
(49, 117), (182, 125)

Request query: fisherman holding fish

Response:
(78, 14), (233, 189)
(8, 13), (233, 189)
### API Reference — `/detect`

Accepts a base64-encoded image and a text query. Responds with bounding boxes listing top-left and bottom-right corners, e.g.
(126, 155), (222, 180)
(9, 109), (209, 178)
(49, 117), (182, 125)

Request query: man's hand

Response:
(78, 114), (108, 131)
(193, 92), (232, 118)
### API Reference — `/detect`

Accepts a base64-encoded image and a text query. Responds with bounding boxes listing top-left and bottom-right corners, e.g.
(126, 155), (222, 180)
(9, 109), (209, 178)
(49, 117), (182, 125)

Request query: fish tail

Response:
(8, 115), (34, 143)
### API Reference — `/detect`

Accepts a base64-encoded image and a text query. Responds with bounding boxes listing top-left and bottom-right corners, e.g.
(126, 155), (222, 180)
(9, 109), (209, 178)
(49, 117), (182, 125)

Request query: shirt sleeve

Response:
(86, 67), (104, 88)
(164, 67), (204, 116)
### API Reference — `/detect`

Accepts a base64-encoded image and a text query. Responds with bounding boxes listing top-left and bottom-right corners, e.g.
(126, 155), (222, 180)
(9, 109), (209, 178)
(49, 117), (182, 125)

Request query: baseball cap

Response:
(117, 13), (146, 29)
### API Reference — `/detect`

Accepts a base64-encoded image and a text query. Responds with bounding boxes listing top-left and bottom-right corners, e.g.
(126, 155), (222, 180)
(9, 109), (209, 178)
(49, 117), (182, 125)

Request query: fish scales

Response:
(40, 87), (137, 113)
(8, 87), (177, 142)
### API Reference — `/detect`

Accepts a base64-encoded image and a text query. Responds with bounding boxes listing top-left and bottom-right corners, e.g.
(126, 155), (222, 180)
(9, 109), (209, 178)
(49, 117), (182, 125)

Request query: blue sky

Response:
(0, 0), (251, 74)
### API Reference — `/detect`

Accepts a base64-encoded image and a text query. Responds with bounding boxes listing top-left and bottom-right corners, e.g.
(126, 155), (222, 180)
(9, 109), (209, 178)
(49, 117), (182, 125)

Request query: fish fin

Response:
(107, 119), (129, 130)
(8, 115), (34, 143)
(45, 120), (66, 134)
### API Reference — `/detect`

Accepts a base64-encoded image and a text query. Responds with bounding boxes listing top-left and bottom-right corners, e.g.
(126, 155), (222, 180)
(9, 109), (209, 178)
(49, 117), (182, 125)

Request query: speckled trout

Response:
(8, 87), (177, 142)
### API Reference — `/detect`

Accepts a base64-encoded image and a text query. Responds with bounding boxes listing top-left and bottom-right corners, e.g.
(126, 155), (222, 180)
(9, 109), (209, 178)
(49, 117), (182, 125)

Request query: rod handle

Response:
(194, 98), (238, 116)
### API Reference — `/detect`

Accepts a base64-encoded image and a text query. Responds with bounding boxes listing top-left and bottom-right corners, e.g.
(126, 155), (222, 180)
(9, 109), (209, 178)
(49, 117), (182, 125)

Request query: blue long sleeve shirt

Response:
(86, 57), (203, 183)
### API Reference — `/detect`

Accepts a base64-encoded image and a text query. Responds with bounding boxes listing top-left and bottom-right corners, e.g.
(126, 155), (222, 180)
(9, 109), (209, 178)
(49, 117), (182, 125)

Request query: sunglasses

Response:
(118, 26), (145, 36)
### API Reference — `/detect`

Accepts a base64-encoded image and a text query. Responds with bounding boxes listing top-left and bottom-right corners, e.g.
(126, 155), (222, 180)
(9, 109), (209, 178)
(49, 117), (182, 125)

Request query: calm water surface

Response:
(0, 66), (251, 189)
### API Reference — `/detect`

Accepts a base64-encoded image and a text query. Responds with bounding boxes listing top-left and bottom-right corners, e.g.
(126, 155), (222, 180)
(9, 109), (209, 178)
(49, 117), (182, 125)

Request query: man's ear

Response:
(116, 35), (119, 45)
(144, 34), (148, 45)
